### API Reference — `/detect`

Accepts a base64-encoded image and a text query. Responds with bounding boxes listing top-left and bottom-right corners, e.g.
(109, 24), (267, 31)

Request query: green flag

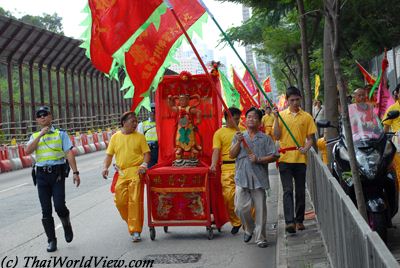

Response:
(220, 71), (240, 108)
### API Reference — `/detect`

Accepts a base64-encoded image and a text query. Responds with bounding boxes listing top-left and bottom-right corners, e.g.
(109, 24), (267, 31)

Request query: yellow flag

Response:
(314, 74), (320, 100)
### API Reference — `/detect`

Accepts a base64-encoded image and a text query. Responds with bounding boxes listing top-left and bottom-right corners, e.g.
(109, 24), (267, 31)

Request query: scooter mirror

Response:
(317, 120), (331, 128)
(384, 110), (400, 121)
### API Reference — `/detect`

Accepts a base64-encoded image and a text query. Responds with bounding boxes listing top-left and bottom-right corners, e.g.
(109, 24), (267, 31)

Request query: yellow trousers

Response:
(114, 166), (144, 234)
(392, 153), (400, 191)
(221, 164), (241, 227)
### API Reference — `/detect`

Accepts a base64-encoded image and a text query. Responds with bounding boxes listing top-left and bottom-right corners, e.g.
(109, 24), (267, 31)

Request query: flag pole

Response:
(197, 0), (300, 147)
(164, 1), (253, 153)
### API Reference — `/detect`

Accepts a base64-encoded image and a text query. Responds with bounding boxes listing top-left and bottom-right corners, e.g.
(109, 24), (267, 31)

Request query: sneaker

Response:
(231, 225), (241, 235)
(131, 232), (141, 242)
(296, 223), (305, 231)
(257, 241), (268, 248)
(285, 223), (296, 234)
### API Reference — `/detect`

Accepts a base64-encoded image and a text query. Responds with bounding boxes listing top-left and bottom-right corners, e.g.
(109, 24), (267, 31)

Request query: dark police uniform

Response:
(28, 119), (76, 252)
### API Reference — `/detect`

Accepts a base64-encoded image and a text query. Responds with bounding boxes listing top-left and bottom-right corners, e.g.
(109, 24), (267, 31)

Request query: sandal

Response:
(257, 241), (268, 248)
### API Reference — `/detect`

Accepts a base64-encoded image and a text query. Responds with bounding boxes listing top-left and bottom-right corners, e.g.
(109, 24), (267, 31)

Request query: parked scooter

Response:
(317, 107), (400, 242)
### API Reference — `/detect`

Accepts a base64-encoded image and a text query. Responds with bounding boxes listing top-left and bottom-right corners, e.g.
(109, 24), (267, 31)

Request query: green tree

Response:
(0, 7), (64, 34)
(221, 6), (303, 94)
(218, 0), (323, 112)
(0, 7), (15, 18)
(20, 13), (64, 34)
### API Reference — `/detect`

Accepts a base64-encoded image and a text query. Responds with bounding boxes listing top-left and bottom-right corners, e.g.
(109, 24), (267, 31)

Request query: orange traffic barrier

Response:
(86, 134), (97, 152)
(102, 131), (110, 147)
(80, 134), (92, 154)
(0, 146), (12, 172)
(93, 133), (106, 150)
(69, 136), (79, 156)
(18, 144), (33, 168)
(7, 145), (23, 170)
(73, 135), (85, 155)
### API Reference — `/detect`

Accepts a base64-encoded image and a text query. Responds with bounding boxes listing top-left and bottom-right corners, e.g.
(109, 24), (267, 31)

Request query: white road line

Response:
(0, 183), (29, 193)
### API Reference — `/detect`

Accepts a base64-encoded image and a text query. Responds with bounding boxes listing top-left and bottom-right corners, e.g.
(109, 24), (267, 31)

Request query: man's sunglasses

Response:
(36, 112), (49, 118)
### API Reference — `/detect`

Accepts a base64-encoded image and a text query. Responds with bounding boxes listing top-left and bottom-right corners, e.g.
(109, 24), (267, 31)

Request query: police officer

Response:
(137, 103), (158, 167)
(26, 106), (81, 252)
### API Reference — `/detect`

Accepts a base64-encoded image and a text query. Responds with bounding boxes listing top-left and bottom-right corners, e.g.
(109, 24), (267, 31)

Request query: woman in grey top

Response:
(230, 107), (279, 248)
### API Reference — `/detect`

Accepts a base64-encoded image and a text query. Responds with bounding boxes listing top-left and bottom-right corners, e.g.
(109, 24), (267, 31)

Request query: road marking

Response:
(0, 183), (29, 193)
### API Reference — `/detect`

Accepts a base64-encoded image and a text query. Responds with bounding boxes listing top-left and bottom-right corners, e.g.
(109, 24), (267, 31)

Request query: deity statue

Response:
(167, 93), (202, 165)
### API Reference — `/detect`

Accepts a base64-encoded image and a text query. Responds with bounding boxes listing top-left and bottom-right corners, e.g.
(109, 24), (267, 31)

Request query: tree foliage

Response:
(0, 7), (64, 34)
(221, 4), (304, 92)
(0, 7), (13, 18)
(217, 0), (400, 95)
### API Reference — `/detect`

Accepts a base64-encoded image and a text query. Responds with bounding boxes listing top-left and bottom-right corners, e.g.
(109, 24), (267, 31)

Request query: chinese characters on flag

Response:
(125, 0), (205, 111)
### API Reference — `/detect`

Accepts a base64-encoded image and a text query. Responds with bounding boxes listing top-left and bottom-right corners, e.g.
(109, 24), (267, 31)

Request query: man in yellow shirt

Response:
(262, 106), (274, 139)
(273, 86), (317, 233)
(102, 111), (150, 242)
(210, 107), (243, 234)
(383, 84), (400, 189)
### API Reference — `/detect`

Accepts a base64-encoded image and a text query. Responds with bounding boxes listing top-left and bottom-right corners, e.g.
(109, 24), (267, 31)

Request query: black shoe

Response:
(244, 233), (252, 243)
(47, 238), (57, 252)
(60, 215), (73, 243)
(231, 225), (241, 235)
(42, 217), (57, 252)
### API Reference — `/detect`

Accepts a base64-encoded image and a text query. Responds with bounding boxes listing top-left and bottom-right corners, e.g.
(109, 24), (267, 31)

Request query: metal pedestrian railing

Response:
(307, 148), (399, 268)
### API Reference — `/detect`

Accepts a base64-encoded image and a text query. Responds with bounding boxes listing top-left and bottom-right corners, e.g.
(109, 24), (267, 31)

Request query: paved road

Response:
(387, 199), (400, 264)
(0, 152), (279, 268)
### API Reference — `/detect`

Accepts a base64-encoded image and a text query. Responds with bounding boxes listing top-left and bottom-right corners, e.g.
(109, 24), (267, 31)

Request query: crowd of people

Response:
(25, 85), (322, 251)
(25, 75), (400, 254)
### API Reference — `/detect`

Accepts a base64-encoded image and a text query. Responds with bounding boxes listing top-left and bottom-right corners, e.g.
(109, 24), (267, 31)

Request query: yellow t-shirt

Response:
(262, 114), (275, 136)
(106, 131), (150, 170)
(262, 114), (274, 127)
(212, 127), (242, 161)
(383, 101), (400, 132)
(274, 108), (317, 163)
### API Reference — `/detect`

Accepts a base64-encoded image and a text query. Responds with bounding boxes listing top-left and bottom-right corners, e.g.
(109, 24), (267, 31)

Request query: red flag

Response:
(242, 69), (257, 96)
(125, 0), (206, 111)
(232, 68), (258, 111)
(374, 51), (394, 118)
(88, 0), (164, 73)
(263, 77), (271, 93)
(355, 60), (376, 86)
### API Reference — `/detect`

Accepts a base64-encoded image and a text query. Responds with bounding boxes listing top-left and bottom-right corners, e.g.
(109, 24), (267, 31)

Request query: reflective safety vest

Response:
(143, 121), (157, 142)
(32, 129), (65, 163)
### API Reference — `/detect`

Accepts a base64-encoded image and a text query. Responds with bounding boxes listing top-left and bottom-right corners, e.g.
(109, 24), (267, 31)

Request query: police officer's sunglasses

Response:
(36, 112), (49, 118)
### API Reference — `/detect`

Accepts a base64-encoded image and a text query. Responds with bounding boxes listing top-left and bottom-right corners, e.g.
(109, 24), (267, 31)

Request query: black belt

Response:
(222, 160), (235, 164)
(36, 164), (64, 174)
